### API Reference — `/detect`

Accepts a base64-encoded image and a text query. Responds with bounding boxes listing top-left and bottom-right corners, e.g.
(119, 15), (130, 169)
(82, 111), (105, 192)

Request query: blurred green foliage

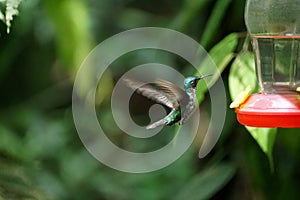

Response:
(0, 0), (300, 199)
(228, 50), (277, 172)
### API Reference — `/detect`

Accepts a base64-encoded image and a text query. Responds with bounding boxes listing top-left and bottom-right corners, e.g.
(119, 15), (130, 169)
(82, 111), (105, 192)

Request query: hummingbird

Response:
(124, 74), (212, 129)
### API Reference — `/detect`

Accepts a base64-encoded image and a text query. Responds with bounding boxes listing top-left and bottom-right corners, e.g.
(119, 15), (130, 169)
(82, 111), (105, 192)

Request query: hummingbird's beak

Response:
(195, 74), (213, 81)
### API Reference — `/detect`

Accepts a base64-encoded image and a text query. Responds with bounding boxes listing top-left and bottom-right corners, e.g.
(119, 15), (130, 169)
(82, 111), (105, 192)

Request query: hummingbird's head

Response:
(184, 74), (212, 90)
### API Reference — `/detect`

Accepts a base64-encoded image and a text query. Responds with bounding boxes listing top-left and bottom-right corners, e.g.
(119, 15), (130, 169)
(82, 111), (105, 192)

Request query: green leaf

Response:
(196, 33), (239, 103)
(170, 0), (210, 31)
(200, 0), (233, 48)
(174, 164), (236, 200)
(228, 51), (258, 100)
(44, 0), (93, 71)
(229, 51), (277, 171)
(0, 125), (28, 162)
(245, 127), (277, 172)
(207, 33), (239, 75)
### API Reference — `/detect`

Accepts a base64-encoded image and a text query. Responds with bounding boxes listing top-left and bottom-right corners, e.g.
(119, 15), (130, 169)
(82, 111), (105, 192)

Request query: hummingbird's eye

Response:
(191, 80), (197, 88)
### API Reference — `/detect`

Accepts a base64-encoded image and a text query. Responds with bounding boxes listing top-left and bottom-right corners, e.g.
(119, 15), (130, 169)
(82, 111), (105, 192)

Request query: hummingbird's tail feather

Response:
(146, 119), (168, 129)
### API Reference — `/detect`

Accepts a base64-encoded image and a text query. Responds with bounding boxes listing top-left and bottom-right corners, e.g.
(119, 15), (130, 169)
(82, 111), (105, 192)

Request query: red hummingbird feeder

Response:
(235, 0), (300, 128)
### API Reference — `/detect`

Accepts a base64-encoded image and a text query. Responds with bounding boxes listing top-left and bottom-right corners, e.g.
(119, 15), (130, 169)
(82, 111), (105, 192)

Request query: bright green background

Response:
(0, 0), (299, 199)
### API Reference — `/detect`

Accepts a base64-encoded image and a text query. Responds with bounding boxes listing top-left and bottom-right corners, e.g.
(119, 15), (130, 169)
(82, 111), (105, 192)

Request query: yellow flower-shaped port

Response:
(230, 86), (252, 108)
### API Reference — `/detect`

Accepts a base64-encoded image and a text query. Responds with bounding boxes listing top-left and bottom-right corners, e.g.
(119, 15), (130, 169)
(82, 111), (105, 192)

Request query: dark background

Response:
(0, 0), (299, 199)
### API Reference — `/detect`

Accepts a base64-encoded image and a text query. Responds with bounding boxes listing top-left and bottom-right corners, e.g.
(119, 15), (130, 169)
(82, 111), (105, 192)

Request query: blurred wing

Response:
(155, 79), (187, 103)
(123, 78), (184, 109)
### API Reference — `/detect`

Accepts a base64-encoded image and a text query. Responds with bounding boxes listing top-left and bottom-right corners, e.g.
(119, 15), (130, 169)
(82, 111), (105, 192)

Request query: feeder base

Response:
(235, 93), (300, 128)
